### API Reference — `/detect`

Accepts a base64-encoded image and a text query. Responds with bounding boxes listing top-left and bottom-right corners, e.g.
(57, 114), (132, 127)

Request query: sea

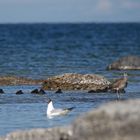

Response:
(0, 23), (140, 136)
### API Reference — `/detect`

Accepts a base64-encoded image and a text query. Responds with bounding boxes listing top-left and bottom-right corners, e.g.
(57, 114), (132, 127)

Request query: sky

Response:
(0, 0), (139, 23)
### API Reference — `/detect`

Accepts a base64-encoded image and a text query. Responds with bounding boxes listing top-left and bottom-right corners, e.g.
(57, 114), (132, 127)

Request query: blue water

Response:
(0, 23), (140, 78)
(0, 23), (140, 136)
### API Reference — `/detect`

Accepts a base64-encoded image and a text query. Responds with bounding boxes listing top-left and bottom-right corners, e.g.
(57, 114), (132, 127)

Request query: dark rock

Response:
(31, 89), (46, 95)
(0, 89), (4, 94)
(16, 90), (24, 95)
(88, 87), (108, 93)
(38, 89), (46, 94)
(55, 89), (63, 93)
(31, 89), (39, 94)
(42, 73), (110, 91)
(107, 55), (140, 70)
(88, 90), (96, 93)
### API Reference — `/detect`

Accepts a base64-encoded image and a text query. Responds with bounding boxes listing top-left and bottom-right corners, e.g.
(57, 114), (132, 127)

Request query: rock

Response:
(107, 55), (140, 70)
(16, 90), (24, 95)
(88, 87), (108, 93)
(1, 99), (140, 140)
(55, 89), (63, 93)
(71, 99), (140, 140)
(0, 127), (72, 140)
(0, 76), (43, 86)
(38, 89), (46, 94)
(31, 89), (39, 94)
(31, 89), (46, 95)
(0, 89), (4, 94)
(42, 73), (110, 91)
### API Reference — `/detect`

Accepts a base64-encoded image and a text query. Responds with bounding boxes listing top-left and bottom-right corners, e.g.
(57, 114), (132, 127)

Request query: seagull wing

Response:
(63, 107), (75, 111)
(50, 107), (75, 116)
(110, 78), (123, 89)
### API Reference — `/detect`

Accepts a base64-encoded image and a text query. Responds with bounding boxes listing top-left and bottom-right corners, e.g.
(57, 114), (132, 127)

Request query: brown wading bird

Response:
(109, 73), (128, 99)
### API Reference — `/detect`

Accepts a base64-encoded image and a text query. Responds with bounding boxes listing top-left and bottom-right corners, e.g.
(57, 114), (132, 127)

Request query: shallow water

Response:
(0, 23), (140, 136)
(0, 81), (140, 136)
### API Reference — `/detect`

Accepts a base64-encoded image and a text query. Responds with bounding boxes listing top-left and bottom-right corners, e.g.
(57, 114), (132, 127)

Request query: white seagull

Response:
(46, 99), (75, 118)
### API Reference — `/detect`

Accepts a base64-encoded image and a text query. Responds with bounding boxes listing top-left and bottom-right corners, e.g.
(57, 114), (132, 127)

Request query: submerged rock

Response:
(38, 89), (46, 94)
(107, 55), (140, 70)
(55, 89), (63, 93)
(88, 87), (108, 93)
(31, 89), (39, 94)
(0, 89), (4, 94)
(31, 89), (46, 95)
(42, 73), (110, 91)
(1, 99), (140, 140)
(16, 90), (24, 95)
(0, 76), (43, 86)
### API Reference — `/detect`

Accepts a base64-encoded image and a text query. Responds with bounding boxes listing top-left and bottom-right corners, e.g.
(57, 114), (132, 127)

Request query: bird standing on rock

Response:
(109, 73), (128, 99)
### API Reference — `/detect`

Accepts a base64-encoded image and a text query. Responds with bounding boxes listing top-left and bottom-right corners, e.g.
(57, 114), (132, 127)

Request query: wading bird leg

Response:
(117, 89), (120, 100)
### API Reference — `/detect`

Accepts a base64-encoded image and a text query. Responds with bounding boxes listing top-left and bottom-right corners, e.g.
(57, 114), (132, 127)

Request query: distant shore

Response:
(0, 76), (43, 86)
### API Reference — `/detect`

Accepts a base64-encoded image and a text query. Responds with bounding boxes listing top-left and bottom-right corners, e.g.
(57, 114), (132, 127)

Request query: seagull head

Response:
(47, 98), (52, 104)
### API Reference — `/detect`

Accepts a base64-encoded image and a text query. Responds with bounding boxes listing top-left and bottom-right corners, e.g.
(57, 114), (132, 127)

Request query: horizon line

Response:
(0, 21), (140, 25)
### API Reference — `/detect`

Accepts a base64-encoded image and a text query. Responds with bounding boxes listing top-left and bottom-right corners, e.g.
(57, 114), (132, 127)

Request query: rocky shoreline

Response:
(0, 99), (140, 140)
(0, 73), (126, 93)
(0, 55), (139, 93)
(0, 76), (43, 86)
(0, 74), (111, 93)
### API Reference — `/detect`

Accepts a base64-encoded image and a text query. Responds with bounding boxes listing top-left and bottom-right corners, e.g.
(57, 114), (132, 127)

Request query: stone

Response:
(107, 55), (140, 70)
(16, 90), (24, 95)
(55, 89), (63, 93)
(31, 89), (46, 95)
(42, 73), (110, 91)
(71, 99), (140, 140)
(0, 89), (4, 94)
(38, 89), (46, 94)
(1, 99), (140, 140)
(31, 89), (39, 94)
(88, 87), (108, 93)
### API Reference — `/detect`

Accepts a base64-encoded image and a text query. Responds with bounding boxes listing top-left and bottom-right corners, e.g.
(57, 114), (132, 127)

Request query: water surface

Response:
(0, 23), (140, 136)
